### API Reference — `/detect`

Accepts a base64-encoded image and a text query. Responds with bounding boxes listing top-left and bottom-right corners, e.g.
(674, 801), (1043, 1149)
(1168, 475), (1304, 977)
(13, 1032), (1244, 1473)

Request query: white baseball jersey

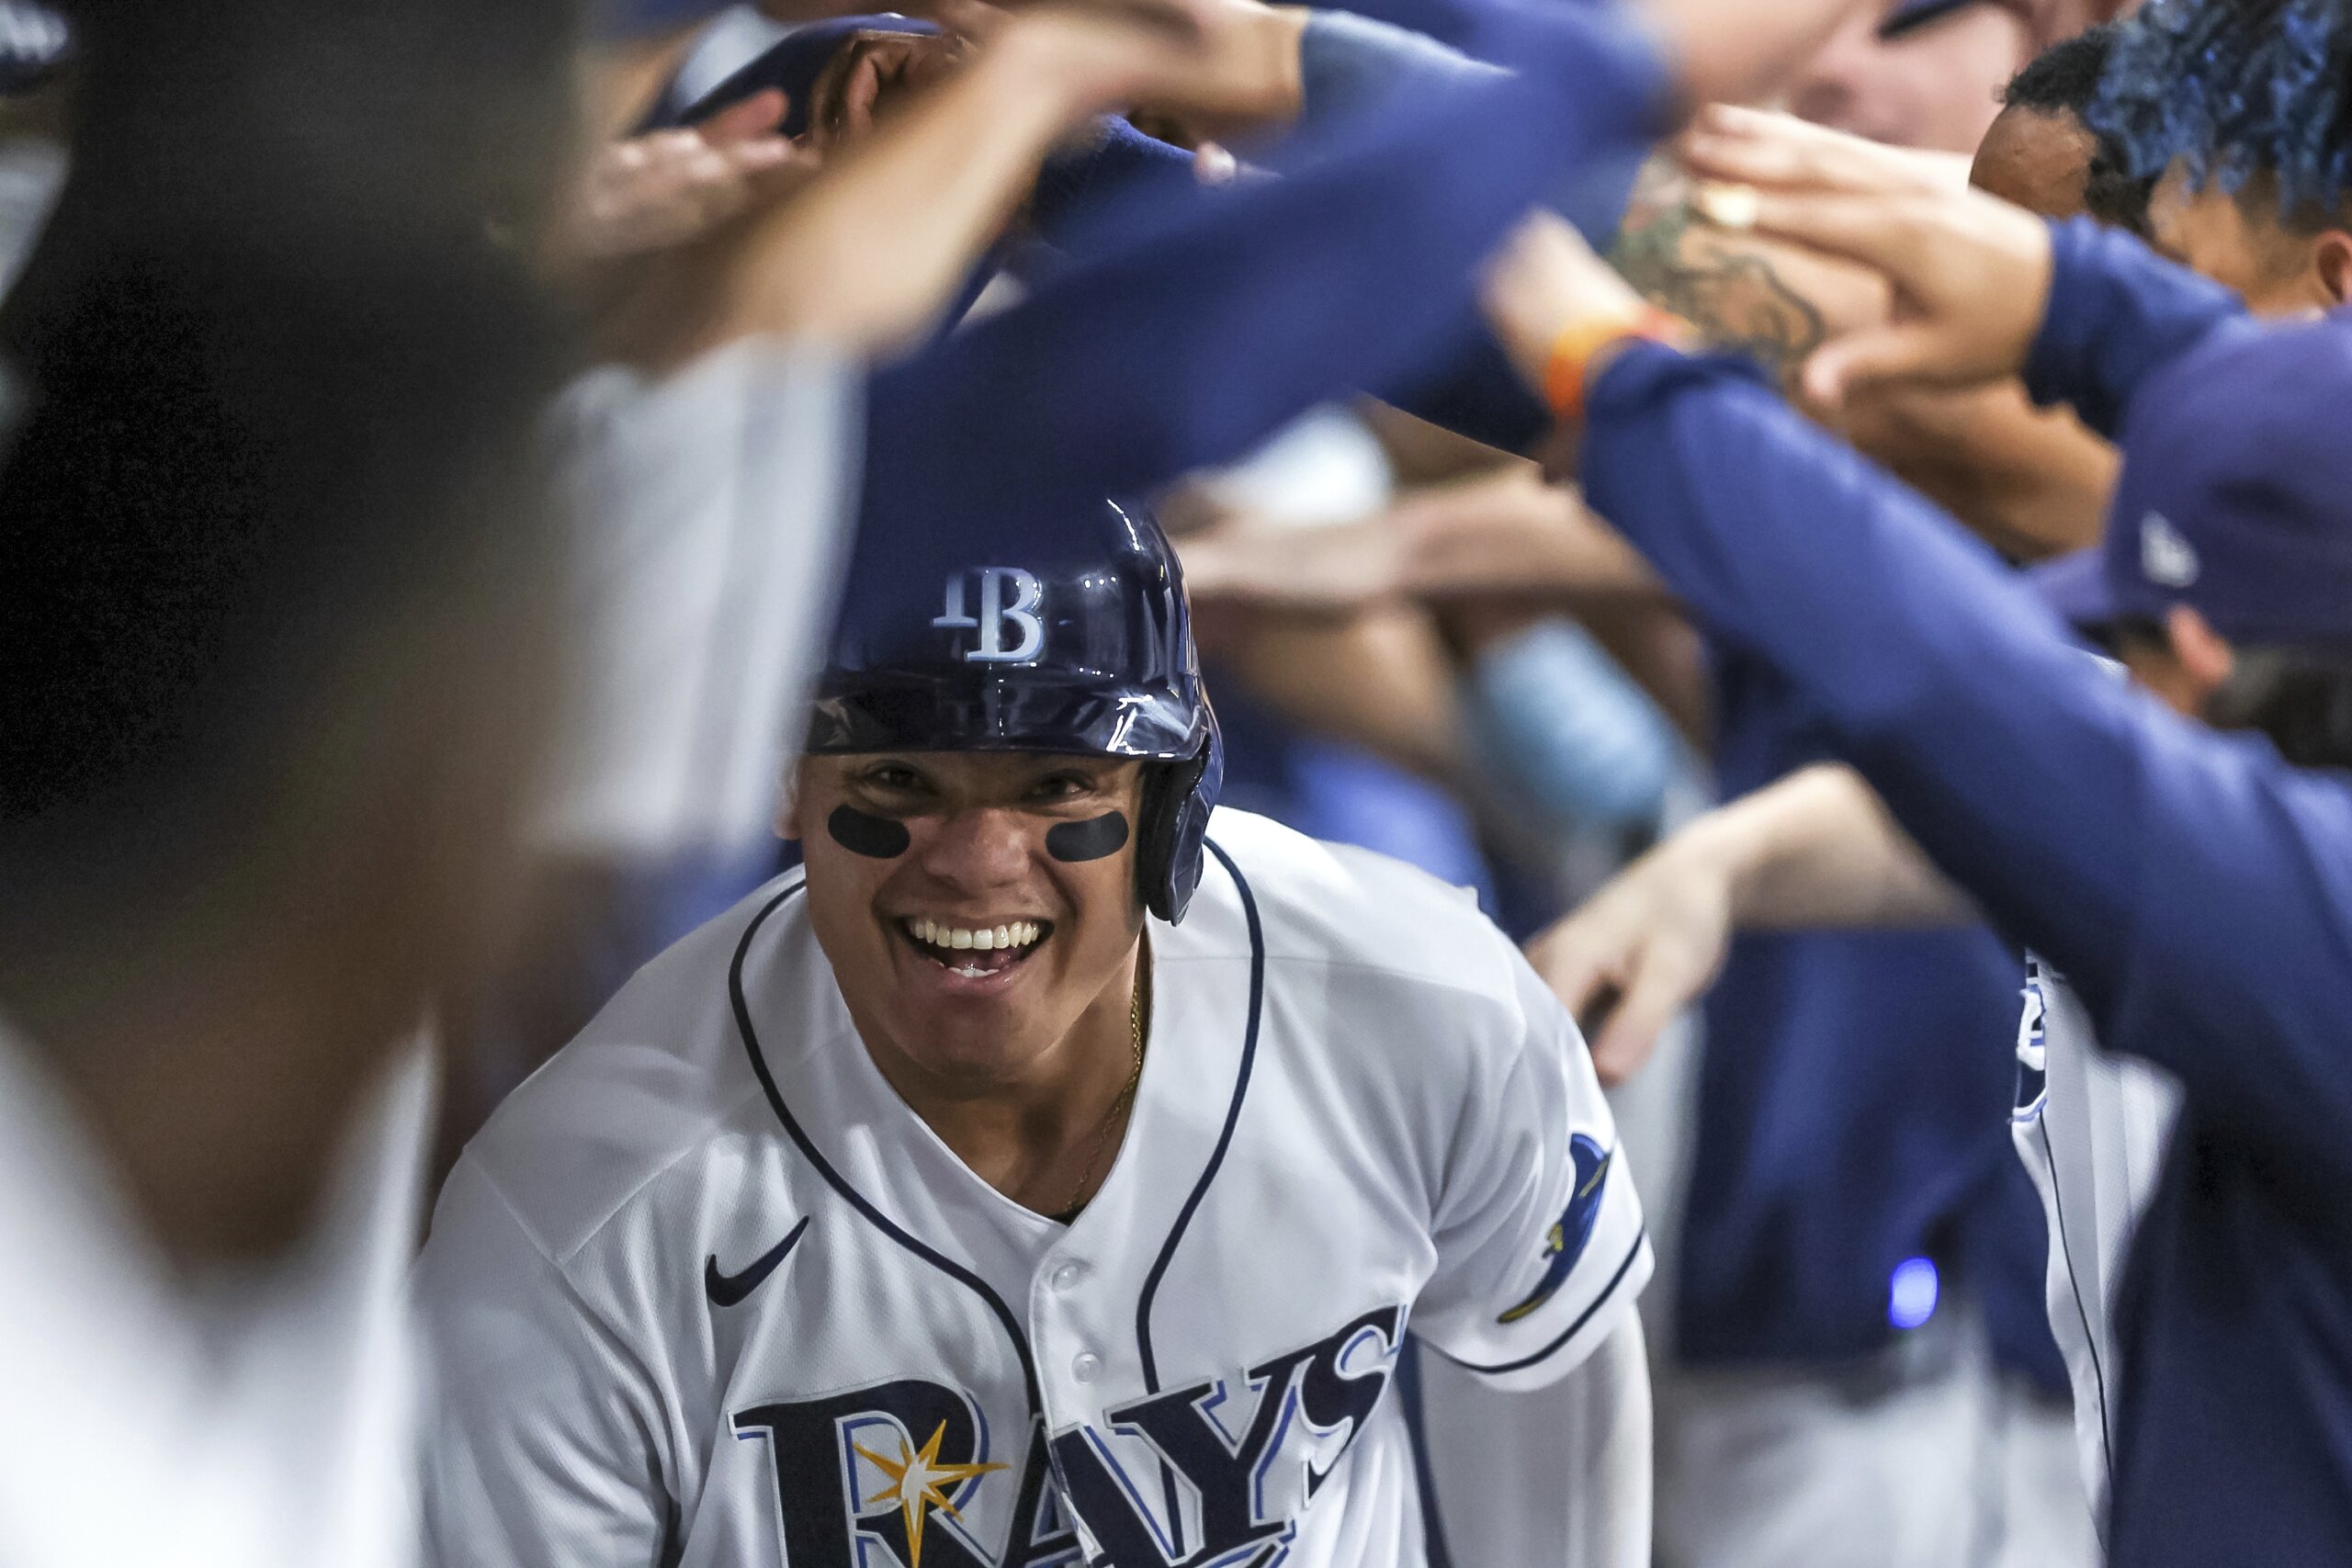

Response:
(0, 1025), (432, 1568)
(418, 808), (1650, 1568)
(2008, 953), (2182, 1531)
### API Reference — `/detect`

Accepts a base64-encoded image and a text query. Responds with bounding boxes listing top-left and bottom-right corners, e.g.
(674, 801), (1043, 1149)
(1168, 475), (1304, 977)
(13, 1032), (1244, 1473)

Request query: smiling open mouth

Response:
(899, 917), (1051, 979)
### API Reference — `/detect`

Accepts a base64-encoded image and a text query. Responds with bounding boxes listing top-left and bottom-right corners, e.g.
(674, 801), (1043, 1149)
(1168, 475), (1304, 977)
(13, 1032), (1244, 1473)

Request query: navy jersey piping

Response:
(1422, 1225), (1648, 1377)
(1134, 836), (1267, 1396)
(728, 880), (1045, 1416)
(2036, 1114), (2116, 1488)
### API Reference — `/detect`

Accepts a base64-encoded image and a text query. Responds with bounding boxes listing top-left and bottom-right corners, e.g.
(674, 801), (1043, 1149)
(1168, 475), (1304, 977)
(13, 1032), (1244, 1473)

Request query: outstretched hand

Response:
(688, 3), (1220, 358)
(1525, 836), (1737, 1087)
(1676, 103), (2055, 407)
(567, 90), (820, 261)
(921, 0), (1305, 141)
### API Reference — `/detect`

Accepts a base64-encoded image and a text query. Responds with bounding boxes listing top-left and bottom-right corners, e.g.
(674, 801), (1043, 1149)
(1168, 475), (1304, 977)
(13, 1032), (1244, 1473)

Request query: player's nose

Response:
(910, 806), (1036, 892)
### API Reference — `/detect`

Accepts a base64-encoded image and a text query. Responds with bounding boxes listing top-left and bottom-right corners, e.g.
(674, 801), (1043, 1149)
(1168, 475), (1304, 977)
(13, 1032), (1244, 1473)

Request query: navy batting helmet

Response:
(807, 499), (1223, 923)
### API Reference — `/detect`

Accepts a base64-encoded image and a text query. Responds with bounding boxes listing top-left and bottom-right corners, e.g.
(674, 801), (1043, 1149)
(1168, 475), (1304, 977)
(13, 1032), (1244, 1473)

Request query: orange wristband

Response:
(1542, 304), (1689, 423)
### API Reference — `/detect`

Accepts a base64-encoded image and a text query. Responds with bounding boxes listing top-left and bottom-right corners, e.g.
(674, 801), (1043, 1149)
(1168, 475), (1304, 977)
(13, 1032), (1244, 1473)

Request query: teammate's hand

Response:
(1525, 833), (1736, 1086)
(687, 4), (1212, 358)
(1674, 105), (1970, 199)
(928, 0), (1303, 142)
(565, 92), (819, 262)
(1676, 102), (2054, 408)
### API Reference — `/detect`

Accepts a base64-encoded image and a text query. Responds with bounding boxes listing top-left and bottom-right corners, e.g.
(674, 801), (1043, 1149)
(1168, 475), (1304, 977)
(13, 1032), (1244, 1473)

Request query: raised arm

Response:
(1571, 338), (2352, 1182)
(858, 0), (1675, 547)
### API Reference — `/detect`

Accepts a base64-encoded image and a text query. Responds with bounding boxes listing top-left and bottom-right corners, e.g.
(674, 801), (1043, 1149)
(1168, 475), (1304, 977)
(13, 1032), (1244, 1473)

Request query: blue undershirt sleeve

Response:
(2023, 218), (2249, 440)
(1582, 342), (2352, 1182)
(1009, 6), (1639, 455)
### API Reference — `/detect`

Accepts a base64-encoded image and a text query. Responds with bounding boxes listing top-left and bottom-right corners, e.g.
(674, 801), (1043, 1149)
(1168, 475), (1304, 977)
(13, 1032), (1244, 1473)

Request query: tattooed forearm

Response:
(1608, 193), (1828, 378)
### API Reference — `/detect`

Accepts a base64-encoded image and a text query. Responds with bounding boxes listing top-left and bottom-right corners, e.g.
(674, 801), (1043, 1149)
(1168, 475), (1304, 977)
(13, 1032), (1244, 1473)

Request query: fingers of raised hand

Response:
(1526, 916), (1627, 1031)
(1589, 946), (1694, 1087)
(696, 87), (790, 146)
(1680, 103), (1951, 197)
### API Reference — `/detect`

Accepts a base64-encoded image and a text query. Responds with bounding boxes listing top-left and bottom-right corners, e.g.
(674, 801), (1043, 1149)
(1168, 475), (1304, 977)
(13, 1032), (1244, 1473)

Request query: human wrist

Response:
(986, 17), (1128, 126)
(1136, 2), (1308, 140)
(1232, 5), (1309, 128)
(1543, 304), (1691, 423)
(1668, 799), (1772, 925)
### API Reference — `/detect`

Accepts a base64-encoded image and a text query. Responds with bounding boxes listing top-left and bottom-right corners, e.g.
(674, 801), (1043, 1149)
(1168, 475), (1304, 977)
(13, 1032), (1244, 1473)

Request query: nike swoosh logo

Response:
(704, 1216), (810, 1308)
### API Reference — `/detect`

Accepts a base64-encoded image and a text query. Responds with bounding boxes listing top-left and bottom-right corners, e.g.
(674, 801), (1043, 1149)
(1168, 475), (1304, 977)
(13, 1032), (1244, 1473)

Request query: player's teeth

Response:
(993, 925), (1012, 948)
(972, 928), (996, 951)
(950, 929), (974, 950)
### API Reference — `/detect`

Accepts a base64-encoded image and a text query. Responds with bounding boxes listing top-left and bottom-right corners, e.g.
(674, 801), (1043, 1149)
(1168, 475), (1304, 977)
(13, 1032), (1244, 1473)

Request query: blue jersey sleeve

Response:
(1582, 342), (2352, 1181)
(2023, 218), (2248, 440)
(859, 0), (1669, 550)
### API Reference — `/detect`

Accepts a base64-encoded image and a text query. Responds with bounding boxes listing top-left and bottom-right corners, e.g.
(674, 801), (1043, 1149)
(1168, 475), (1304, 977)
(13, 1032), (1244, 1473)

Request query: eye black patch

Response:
(1046, 811), (1129, 863)
(827, 804), (910, 859)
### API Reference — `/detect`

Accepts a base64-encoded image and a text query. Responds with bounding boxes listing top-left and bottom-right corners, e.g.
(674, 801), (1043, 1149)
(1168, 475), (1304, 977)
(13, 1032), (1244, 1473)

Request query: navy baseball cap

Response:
(2031, 312), (2352, 650)
(600, 0), (735, 41)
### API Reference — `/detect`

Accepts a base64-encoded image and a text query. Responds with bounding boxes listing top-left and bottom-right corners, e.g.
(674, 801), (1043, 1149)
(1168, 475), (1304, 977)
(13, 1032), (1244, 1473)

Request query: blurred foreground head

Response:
(0, 0), (581, 1261)
(1787, 0), (2034, 153)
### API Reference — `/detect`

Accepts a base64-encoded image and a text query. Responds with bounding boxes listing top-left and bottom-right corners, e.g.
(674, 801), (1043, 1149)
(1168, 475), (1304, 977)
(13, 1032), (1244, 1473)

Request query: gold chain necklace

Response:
(1060, 955), (1148, 1219)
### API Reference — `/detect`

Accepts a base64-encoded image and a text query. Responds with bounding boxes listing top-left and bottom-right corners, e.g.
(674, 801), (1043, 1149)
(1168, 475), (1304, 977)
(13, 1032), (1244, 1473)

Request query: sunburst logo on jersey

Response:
(854, 1420), (1008, 1567)
(1497, 1134), (1613, 1325)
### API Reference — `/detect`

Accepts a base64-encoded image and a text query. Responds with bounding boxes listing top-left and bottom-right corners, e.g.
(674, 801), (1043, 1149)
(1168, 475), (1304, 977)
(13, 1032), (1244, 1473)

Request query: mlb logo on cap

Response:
(2139, 514), (2199, 589)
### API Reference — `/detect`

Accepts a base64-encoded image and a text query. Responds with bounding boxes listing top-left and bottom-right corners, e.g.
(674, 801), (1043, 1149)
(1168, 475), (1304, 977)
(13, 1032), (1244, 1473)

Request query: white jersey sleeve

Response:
(1408, 956), (1651, 1392)
(416, 1157), (672, 1568)
(534, 340), (859, 863)
(1417, 1314), (1652, 1568)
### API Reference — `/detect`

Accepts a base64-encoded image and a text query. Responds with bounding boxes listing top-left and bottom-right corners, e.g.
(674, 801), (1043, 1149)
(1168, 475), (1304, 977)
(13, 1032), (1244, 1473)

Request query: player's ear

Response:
(2166, 603), (2235, 705)
(777, 760), (811, 841)
(2316, 229), (2352, 308)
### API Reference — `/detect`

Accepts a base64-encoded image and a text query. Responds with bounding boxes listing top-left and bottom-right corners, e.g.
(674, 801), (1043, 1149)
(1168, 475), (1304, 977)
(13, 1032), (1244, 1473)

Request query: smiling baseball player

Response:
(416, 499), (1652, 1568)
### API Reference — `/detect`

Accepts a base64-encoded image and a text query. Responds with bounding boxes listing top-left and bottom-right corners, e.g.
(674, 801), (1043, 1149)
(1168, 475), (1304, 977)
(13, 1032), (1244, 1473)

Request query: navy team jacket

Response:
(1585, 218), (2352, 1567)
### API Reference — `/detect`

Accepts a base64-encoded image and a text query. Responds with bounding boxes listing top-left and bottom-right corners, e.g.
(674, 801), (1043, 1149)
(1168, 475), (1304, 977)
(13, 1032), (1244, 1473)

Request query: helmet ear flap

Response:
(1136, 710), (1222, 922)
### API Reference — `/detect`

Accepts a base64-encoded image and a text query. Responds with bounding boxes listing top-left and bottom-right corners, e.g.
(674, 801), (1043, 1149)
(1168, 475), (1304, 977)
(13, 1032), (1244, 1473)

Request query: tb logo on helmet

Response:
(933, 568), (1045, 664)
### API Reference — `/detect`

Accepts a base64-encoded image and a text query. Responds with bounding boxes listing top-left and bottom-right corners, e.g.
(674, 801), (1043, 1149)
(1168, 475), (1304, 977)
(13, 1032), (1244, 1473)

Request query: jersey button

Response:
(1071, 1352), (1102, 1383)
(1050, 1262), (1086, 1292)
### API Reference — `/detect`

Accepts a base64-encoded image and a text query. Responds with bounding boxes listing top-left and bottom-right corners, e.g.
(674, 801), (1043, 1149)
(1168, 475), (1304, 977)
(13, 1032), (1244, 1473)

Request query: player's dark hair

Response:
(2088, 0), (2352, 233)
(2000, 23), (2154, 236)
(2004, 21), (2120, 115)
(2105, 618), (2352, 771)
(2205, 648), (2352, 773)
(0, 0), (579, 936)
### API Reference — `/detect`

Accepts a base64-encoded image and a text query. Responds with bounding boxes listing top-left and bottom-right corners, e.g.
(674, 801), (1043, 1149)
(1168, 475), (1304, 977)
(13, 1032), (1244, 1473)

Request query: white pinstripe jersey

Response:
(2009, 953), (2183, 1533)
(418, 809), (1649, 1568)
